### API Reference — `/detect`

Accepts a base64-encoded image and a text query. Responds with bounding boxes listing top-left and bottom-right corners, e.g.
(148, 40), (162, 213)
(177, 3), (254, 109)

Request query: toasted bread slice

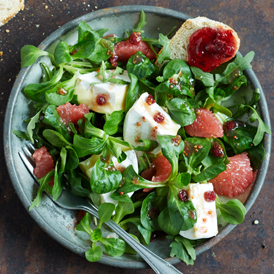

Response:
(169, 16), (240, 61)
(0, 0), (24, 26)
(157, 17), (240, 71)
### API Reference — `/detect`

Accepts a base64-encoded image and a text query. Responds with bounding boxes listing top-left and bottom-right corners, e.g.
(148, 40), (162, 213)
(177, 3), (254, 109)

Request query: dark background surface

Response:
(0, 0), (273, 273)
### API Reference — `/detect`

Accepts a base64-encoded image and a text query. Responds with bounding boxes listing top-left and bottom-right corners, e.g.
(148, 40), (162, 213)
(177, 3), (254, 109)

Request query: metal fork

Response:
(19, 143), (183, 274)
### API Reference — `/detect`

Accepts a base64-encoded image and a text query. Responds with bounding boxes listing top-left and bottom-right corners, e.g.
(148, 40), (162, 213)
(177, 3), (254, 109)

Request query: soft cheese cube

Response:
(123, 92), (181, 150)
(79, 154), (100, 178)
(100, 150), (138, 205)
(79, 150), (138, 206)
(179, 183), (218, 240)
(74, 71), (130, 114)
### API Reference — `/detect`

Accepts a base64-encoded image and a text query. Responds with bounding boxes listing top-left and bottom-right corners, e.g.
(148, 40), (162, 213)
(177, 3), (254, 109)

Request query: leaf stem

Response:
(133, 201), (142, 209)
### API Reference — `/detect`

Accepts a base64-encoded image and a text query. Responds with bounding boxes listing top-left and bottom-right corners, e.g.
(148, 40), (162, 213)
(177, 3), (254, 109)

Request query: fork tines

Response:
(18, 142), (37, 176)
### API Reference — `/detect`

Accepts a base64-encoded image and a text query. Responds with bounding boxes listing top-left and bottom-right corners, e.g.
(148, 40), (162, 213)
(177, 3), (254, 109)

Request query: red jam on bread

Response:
(187, 27), (238, 72)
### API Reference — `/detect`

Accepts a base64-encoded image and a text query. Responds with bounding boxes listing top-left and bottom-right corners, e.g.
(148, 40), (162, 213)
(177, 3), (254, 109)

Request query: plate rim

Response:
(3, 5), (272, 269)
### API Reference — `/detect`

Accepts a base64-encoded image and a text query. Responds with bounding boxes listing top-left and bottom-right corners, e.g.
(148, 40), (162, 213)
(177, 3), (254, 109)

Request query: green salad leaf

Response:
(21, 45), (54, 67)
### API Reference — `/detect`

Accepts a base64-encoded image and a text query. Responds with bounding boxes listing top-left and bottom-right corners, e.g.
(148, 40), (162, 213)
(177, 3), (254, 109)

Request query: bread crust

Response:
(0, 0), (24, 26)
(169, 17), (240, 61)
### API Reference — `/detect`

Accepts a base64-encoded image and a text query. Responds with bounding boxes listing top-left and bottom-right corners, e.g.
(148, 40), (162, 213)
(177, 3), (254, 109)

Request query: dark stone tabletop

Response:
(0, 1), (273, 273)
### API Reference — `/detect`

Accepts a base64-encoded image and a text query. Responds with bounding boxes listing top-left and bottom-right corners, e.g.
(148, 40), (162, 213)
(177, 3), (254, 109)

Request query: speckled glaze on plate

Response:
(4, 5), (271, 269)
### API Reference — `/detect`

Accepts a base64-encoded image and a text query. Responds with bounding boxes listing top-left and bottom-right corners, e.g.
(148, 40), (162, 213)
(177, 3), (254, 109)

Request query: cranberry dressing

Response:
(96, 94), (108, 106)
(211, 141), (225, 158)
(171, 135), (181, 146)
(151, 126), (158, 139)
(169, 77), (179, 85)
(146, 94), (156, 105)
(204, 191), (216, 202)
(223, 120), (245, 141)
(129, 32), (142, 45)
(224, 120), (237, 131)
(132, 53), (145, 65)
(110, 54), (119, 67)
(188, 210), (196, 220)
(153, 112), (165, 124)
(178, 189), (189, 202)
(183, 140), (195, 157)
(57, 87), (67, 95)
(207, 210), (216, 218)
(187, 27), (237, 72)
(224, 120), (244, 132)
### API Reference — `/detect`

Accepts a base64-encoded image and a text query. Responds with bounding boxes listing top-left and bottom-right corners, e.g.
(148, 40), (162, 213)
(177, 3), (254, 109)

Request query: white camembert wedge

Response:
(74, 71), (130, 114)
(180, 183), (218, 240)
(123, 92), (181, 150)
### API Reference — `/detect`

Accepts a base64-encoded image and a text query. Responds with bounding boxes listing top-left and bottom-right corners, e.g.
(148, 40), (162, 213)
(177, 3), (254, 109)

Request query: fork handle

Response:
(81, 205), (182, 274)
(107, 219), (183, 274)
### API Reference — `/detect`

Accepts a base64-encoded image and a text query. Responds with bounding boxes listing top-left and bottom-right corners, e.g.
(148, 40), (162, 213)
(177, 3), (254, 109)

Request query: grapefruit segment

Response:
(32, 146), (55, 186)
(209, 152), (254, 197)
(56, 102), (89, 125)
(114, 40), (157, 63)
(184, 108), (223, 138)
(141, 155), (172, 192)
(141, 155), (172, 182)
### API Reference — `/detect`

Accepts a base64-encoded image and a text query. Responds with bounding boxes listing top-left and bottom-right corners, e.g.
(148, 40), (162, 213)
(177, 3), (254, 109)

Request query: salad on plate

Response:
(14, 11), (271, 265)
